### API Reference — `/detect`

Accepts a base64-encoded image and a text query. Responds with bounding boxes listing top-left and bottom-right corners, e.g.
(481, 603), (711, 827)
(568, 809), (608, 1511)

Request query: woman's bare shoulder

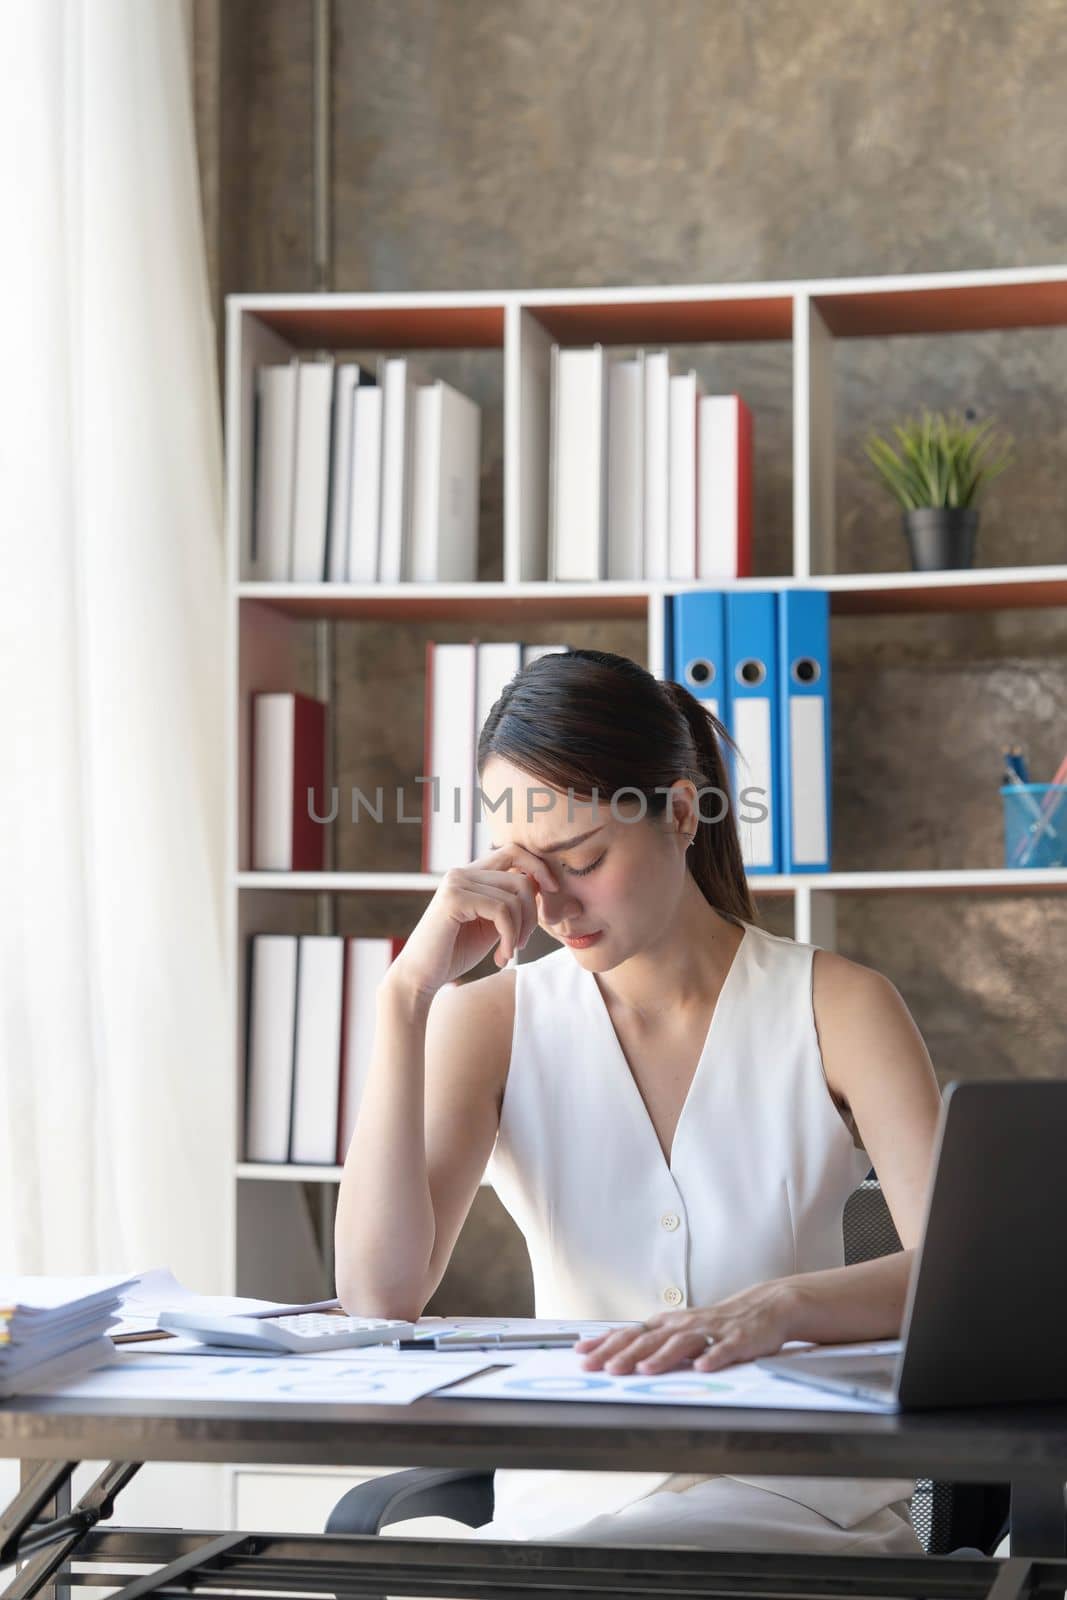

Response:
(811, 946), (899, 1009)
(810, 946), (934, 1102)
(809, 949), (941, 1248)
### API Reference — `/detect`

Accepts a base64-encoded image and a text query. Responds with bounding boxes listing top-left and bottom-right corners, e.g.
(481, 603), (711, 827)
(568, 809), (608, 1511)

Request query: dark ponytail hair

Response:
(476, 648), (757, 928)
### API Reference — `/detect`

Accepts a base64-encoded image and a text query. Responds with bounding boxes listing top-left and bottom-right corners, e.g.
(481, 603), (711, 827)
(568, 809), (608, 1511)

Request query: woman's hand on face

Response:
(572, 1281), (796, 1375)
(384, 844), (560, 1001)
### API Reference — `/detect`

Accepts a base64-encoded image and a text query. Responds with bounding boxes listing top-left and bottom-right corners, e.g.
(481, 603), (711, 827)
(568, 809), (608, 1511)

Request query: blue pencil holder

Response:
(1000, 784), (1067, 869)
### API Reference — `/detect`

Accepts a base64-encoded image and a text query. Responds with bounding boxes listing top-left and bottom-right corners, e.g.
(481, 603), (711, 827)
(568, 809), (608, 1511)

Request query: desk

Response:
(3, 1388), (1067, 1600)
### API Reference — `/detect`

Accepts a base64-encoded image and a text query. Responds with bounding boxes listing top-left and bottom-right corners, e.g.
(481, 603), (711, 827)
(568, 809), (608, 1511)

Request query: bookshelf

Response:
(225, 260), (1067, 1286)
(222, 261), (1067, 1531)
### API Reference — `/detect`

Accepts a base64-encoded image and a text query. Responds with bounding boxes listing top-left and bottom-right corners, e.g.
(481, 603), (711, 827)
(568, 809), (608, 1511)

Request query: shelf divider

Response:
(793, 293), (836, 579)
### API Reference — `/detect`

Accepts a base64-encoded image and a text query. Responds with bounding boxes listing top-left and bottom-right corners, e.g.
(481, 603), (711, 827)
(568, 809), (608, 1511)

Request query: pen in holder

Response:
(1000, 783), (1067, 868)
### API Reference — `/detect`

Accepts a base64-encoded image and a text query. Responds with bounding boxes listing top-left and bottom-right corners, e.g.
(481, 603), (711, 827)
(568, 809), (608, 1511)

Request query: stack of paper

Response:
(0, 1275), (133, 1396)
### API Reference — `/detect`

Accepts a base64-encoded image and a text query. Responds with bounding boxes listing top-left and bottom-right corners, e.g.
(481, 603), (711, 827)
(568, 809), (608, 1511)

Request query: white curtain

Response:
(0, 0), (229, 1292)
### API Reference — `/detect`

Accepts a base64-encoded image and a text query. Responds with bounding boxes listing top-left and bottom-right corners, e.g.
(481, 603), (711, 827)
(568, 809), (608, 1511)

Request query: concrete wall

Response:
(195, 1), (1067, 1315)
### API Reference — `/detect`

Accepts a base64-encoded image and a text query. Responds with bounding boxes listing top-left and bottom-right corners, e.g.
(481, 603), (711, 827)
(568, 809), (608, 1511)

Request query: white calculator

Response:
(157, 1311), (414, 1353)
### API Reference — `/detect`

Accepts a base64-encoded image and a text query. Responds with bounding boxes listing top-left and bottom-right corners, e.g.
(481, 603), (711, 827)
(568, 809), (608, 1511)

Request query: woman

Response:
(335, 648), (942, 1555)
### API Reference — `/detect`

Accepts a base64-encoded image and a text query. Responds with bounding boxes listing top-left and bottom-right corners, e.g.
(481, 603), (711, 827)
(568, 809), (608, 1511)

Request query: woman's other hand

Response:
(573, 1280), (796, 1375)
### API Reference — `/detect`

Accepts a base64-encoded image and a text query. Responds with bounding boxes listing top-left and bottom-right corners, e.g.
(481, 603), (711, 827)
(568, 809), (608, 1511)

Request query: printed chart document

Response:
(29, 1349), (493, 1406)
(439, 1342), (903, 1412)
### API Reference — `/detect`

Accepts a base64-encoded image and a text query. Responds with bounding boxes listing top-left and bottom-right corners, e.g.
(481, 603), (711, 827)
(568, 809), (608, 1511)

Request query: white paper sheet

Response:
(0, 1274), (139, 1316)
(110, 1280), (633, 1342)
(120, 1336), (493, 1362)
(109, 1268), (302, 1338)
(437, 1346), (901, 1411)
(117, 1314), (639, 1359)
(30, 1349), (494, 1404)
(413, 1318), (639, 1338)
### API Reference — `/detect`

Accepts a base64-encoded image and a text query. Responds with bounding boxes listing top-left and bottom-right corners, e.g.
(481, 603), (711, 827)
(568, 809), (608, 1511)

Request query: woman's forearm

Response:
(333, 977), (438, 1320)
(779, 1249), (915, 1345)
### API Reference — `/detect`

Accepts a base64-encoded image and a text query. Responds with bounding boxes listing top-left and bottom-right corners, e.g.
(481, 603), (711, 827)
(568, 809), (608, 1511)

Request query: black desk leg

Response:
(17, 1464), (70, 1600)
(1010, 1478), (1067, 1557)
(3, 1462), (140, 1600)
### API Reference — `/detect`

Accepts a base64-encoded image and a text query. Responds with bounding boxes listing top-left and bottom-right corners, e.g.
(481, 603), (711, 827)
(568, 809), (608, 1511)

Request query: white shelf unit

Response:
(225, 263), (1067, 1284)
(222, 263), (1067, 1532)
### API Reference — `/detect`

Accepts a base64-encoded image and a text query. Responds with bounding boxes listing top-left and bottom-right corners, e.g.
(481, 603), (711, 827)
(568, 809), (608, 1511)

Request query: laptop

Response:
(757, 1079), (1067, 1409)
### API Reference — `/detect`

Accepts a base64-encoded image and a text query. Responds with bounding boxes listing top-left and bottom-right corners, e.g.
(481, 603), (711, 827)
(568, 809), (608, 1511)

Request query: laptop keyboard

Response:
(836, 1366), (896, 1389)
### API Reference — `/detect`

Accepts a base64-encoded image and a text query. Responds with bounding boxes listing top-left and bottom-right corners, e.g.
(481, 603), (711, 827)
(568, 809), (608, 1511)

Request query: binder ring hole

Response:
(792, 657), (820, 685)
(685, 658), (715, 688)
(736, 658), (766, 688)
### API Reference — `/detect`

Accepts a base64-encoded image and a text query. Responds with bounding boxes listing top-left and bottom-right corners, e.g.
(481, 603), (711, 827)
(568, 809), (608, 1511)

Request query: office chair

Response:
(325, 1178), (1010, 1558)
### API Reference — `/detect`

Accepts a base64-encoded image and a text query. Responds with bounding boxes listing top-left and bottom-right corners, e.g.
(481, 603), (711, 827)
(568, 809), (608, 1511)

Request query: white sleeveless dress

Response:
(470, 919), (923, 1552)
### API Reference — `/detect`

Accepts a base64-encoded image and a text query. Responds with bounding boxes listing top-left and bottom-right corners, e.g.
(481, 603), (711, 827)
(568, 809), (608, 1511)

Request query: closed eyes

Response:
(565, 851), (606, 878)
(490, 847), (606, 879)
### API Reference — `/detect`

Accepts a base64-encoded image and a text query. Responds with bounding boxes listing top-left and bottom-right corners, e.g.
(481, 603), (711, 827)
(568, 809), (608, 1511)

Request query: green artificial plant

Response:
(863, 407), (1013, 511)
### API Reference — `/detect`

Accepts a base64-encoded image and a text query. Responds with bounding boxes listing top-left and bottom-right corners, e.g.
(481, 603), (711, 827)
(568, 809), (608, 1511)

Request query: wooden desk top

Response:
(3, 1389), (1067, 1481)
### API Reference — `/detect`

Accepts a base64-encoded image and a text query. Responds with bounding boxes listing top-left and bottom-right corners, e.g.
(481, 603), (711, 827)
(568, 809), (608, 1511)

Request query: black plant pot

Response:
(903, 506), (978, 571)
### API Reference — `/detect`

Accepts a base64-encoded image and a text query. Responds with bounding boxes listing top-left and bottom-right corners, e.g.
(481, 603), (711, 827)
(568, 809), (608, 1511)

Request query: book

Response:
(724, 590), (780, 873)
(251, 692), (328, 871)
(378, 357), (416, 583)
(777, 590), (831, 872)
(347, 383), (383, 582)
(643, 351), (674, 581)
(337, 937), (402, 1164)
(245, 934), (299, 1162)
(290, 936), (345, 1164)
(326, 364), (365, 582)
(410, 380), (481, 582)
(252, 361), (297, 580)
(549, 345), (607, 581)
(473, 642), (522, 859)
(668, 370), (704, 580)
(290, 360), (335, 581)
(422, 641), (478, 873)
(607, 354), (644, 580)
(698, 394), (753, 579)
(522, 643), (568, 668)
(670, 590), (727, 723)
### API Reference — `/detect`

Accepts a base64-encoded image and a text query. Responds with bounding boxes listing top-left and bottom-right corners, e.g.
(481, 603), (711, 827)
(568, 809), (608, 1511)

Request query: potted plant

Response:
(863, 408), (1013, 571)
